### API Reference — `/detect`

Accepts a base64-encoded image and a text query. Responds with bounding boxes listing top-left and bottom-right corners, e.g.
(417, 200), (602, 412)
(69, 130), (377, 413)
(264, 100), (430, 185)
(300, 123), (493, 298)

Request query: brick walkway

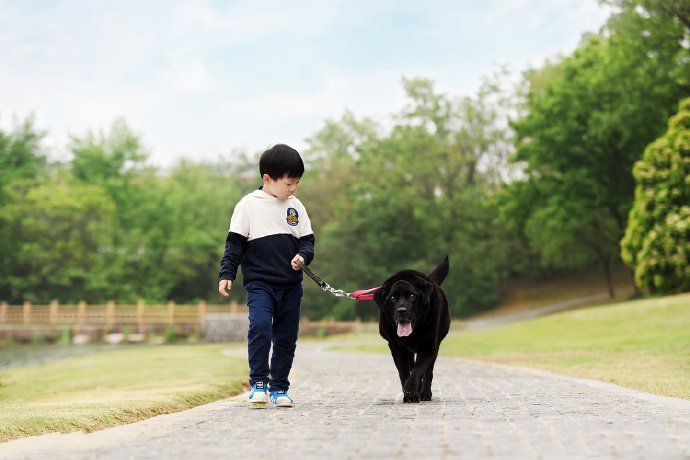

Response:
(1, 342), (689, 459)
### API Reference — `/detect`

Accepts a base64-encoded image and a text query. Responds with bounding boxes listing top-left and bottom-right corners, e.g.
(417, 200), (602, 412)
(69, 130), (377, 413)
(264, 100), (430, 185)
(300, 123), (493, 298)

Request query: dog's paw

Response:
(419, 391), (432, 401)
(403, 391), (420, 403)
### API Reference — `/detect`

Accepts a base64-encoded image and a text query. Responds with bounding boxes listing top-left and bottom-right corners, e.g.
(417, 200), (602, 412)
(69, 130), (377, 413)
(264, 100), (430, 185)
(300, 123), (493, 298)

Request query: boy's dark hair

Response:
(259, 144), (304, 180)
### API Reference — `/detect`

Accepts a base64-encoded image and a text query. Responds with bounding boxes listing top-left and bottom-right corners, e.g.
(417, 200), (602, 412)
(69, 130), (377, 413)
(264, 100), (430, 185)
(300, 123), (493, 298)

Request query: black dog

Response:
(374, 256), (450, 403)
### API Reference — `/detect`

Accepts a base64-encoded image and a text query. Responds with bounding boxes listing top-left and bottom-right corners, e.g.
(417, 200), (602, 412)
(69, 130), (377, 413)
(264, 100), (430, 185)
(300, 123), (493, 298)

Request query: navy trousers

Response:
(245, 282), (302, 391)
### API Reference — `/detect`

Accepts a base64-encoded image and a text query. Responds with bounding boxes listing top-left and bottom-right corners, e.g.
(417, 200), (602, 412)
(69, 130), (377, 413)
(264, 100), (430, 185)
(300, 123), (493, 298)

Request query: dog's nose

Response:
(397, 306), (407, 314)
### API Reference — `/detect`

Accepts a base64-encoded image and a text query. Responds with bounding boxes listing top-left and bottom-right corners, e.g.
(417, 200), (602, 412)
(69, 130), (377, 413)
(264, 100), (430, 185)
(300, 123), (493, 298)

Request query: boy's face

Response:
(263, 174), (300, 200)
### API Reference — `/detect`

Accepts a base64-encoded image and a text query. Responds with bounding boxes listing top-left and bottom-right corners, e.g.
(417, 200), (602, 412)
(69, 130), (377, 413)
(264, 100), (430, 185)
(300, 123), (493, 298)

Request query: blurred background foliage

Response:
(1, 0), (688, 319)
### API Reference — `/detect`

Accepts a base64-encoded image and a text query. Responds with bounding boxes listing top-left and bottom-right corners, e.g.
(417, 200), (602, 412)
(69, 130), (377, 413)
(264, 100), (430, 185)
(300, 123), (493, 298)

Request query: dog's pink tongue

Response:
(397, 322), (413, 337)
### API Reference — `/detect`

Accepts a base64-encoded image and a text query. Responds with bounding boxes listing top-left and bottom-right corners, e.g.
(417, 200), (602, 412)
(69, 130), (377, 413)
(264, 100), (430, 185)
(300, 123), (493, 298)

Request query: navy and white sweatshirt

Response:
(219, 189), (315, 289)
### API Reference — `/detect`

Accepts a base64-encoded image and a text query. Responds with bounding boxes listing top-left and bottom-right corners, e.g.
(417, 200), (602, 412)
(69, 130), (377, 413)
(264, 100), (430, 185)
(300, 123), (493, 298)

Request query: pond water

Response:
(0, 344), (119, 371)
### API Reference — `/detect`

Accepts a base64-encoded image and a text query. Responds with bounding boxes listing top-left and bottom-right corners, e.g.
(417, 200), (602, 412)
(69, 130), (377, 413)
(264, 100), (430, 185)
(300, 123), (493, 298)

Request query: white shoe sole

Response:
(272, 398), (293, 407)
(248, 392), (268, 404)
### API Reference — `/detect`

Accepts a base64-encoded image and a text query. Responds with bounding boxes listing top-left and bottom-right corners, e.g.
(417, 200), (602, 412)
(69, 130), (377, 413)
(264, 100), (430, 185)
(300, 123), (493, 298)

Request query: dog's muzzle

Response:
(395, 305), (414, 337)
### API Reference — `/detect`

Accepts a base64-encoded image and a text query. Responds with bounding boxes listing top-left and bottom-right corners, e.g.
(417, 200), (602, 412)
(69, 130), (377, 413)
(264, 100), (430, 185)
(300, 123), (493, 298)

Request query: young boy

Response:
(218, 144), (314, 407)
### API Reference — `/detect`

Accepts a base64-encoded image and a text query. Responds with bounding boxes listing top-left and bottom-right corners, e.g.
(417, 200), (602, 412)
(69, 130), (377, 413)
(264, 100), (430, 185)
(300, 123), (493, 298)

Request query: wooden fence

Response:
(0, 301), (375, 343)
(0, 300), (247, 329)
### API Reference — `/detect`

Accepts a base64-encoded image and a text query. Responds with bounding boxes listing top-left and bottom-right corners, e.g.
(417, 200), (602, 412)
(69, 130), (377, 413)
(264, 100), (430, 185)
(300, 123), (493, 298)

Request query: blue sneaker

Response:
(270, 389), (293, 407)
(248, 382), (268, 404)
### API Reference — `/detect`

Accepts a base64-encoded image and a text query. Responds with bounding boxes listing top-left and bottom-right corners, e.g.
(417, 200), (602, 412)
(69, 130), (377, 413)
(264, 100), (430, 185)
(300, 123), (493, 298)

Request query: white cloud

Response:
(163, 48), (218, 93)
(171, 0), (343, 46)
(0, 0), (611, 168)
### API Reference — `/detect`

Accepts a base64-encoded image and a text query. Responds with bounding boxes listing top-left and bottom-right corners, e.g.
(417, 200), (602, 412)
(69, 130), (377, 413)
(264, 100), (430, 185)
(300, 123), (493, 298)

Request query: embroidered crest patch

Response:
(286, 208), (299, 226)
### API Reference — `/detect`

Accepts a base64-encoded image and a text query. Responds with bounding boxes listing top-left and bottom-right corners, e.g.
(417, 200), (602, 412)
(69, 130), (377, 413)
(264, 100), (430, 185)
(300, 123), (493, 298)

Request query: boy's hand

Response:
(218, 279), (232, 297)
(291, 254), (305, 271)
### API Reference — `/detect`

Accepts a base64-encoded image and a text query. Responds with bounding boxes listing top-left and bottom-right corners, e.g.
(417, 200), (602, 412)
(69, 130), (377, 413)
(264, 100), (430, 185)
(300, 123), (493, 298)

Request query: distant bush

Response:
(621, 97), (690, 293)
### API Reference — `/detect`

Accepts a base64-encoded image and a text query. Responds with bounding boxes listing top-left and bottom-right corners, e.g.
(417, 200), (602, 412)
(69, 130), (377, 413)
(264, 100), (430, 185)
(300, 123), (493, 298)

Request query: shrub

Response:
(621, 97), (690, 293)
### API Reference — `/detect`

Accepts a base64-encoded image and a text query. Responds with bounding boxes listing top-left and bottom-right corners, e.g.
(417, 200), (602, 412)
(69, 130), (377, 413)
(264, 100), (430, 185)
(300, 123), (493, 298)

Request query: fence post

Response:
(23, 301), (32, 324)
(0, 302), (7, 323)
(78, 300), (86, 326)
(167, 300), (175, 324)
(49, 300), (58, 324)
(230, 300), (238, 314)
(137, 300), (145, 333)
(106, 300), (115, 327)
(197, 300), (207, 326)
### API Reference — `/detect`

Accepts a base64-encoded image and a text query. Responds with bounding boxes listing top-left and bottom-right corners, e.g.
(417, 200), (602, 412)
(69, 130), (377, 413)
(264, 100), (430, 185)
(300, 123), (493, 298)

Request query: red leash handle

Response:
(351, 287), (380, 301)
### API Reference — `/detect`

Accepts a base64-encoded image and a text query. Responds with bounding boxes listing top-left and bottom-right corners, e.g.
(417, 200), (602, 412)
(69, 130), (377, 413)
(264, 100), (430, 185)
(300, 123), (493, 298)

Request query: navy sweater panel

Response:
(218, 231), (246, 282)
(220, 232), (315, 288)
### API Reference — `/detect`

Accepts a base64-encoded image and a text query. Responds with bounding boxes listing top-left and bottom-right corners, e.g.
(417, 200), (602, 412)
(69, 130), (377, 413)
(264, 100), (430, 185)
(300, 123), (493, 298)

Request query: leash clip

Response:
(295, 259), (357, 300)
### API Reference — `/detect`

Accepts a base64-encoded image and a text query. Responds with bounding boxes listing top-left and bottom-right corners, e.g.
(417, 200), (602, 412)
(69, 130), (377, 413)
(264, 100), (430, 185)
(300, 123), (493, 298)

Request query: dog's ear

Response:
(413, 276), (434, 305)
(373, 282), (389, 310)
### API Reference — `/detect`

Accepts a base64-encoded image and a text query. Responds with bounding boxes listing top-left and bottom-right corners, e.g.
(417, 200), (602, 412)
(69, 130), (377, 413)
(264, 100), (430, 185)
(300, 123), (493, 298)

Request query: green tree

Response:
(0, 116), (46, 194)
(300, 112), (380, 318)
(67, 119), (161, 301)
(509, 4), (689, 296)
(0, 176), (117, 303)
(621, 97), (690, 293)
(302, 111), (379, 231)
(302, 76), (517, 318)
(0, 116), (48, 301)
(601, 1), (690, 65)
(388, 76), (518, 317)
(161, 160), (244, 303)
(70, 118), (151, 186)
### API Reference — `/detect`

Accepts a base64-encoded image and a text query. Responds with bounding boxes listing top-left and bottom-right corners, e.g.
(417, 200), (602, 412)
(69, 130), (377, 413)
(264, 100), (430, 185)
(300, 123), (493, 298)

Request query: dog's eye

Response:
(389, 295), (396, 302)
(409, 294), (415, 300)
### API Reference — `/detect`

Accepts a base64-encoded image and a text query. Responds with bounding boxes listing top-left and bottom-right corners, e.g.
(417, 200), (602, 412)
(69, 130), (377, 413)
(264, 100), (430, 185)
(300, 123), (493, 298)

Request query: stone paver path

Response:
(1, 342), (689, 459)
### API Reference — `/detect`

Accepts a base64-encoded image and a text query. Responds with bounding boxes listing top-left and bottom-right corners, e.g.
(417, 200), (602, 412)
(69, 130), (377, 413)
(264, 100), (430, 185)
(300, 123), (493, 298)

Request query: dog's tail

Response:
(428, 256), (449, 286)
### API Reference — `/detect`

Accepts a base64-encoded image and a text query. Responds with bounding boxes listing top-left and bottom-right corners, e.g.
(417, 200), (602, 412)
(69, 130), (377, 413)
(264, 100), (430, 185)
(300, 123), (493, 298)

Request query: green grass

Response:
(338, 293), (690, 400)
(0, 344), (247, 442)
(488, 264), (636, 317)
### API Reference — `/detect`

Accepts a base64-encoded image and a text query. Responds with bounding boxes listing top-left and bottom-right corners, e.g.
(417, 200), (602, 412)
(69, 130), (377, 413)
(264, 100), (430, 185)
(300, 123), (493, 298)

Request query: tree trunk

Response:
(590, 241), (616, 299)
(627, 266), (642, 297)
(601, 256), (615, 299)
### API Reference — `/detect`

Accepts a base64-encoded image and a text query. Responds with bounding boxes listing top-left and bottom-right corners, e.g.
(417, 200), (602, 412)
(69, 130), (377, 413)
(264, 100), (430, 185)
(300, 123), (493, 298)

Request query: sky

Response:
(0, 0), (611, 168)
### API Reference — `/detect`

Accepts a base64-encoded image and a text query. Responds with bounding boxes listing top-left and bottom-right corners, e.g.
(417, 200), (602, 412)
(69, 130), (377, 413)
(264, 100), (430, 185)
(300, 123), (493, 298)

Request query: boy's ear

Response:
(262, 173), (272, 183)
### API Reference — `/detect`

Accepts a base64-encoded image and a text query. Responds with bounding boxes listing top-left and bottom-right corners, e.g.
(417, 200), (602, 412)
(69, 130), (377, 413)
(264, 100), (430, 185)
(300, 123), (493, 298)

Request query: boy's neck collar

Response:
(257, 186), (280, 199)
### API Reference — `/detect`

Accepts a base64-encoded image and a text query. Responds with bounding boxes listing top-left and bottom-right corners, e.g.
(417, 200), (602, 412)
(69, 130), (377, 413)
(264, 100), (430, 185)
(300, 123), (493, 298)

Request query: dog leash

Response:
(295, 259), (380, 300)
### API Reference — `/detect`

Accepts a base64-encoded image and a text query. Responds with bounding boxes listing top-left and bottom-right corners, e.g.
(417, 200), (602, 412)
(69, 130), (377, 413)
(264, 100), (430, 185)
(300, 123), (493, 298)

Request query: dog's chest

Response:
(394, 336), (425, 354)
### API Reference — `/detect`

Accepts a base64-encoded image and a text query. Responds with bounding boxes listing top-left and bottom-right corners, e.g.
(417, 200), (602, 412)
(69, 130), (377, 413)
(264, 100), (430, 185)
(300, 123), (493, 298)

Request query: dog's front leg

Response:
(419, 353), (439, 401)
(404, 351), (438, 402)
(388, 343), (413, 390)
